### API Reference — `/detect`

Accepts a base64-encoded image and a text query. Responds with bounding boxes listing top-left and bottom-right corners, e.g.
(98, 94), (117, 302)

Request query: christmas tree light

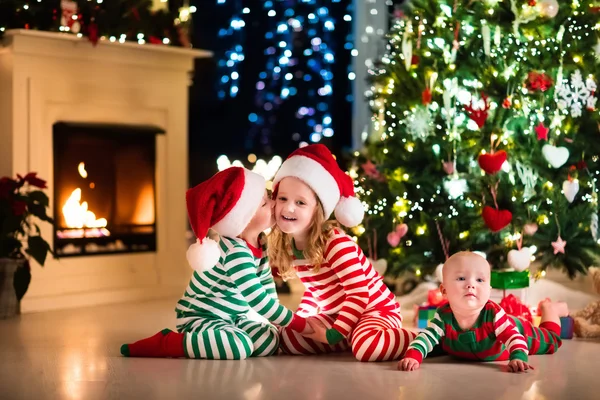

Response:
(355, 0), (600, 279)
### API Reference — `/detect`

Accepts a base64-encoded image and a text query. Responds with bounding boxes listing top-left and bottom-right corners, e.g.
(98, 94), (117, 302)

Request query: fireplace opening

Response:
(53, 122), (163, 256)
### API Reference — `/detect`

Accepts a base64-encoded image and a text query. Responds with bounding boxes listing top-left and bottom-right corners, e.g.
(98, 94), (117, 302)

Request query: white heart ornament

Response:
(542, 144), (569, 169)
(507, 248), (531, 272)
(370, 258), (388, 276)
(562, 179), (579, 203)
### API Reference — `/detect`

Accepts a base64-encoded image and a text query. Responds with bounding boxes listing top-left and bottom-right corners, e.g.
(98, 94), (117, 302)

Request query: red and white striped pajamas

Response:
(279, 231), (417, 361)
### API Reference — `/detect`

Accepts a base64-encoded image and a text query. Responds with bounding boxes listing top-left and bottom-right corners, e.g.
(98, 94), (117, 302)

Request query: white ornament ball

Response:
(435, 263), (444, 283)
(538, 0), (559, 18)
(507, 248), (532, 272)
(562, 179), (579, 203)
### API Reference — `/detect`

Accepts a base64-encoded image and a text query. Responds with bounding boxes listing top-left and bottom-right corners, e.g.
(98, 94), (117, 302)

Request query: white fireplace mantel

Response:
(0, 30), (211, 313)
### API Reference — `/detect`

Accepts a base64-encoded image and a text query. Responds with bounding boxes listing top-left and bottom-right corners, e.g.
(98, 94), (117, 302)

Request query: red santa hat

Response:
(273, 144), (364, 227)
(186, 167), (265, 271)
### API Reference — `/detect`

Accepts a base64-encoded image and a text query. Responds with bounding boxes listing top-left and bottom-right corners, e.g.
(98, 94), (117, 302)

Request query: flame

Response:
(78, 162), (88, 178)
(62, 188), (109, 230)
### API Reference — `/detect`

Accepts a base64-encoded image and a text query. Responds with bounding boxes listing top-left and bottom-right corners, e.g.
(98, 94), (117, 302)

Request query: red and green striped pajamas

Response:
(279, 231), (417, 361)
(404, 301), (562, 364)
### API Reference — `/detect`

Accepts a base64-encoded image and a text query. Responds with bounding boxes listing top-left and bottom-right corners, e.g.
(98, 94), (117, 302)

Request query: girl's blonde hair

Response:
(268, 199), (339, 279)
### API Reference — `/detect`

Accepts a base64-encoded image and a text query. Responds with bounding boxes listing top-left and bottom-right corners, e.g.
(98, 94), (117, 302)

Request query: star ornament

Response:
(551, 236), (567, 255)
(535, 122), (549, 141)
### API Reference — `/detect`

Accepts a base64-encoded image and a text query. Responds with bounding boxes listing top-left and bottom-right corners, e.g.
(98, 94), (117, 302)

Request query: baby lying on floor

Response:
(399, 251), (568, 373)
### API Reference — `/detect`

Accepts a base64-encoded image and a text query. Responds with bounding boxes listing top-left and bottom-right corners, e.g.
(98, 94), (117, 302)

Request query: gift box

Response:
(413, 304), (438, 329)
(560, 316), (574, 339)
(491, 270), (530, 304)
(491, 270), (530, 290)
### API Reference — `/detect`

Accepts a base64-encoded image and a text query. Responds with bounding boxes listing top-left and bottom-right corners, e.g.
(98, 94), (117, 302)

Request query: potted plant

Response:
(0, 172), (54, 318)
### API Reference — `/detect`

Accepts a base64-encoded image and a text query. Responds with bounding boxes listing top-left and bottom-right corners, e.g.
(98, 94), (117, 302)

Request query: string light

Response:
(215, 0), (352, 153)
(1, 1), (188, 47)
(355, 0), (600, 276)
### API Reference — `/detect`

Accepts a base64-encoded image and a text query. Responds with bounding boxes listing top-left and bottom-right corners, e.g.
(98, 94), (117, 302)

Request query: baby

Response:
(399, 251), (568, 372)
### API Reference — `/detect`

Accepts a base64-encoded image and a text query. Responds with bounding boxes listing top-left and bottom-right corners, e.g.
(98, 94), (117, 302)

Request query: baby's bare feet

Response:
(539, 299), (569, 317)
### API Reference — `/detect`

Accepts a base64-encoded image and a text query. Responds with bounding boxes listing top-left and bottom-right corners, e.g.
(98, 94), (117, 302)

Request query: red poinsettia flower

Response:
(17, 172), (47, 189)
(0, 177), (18, 199)
(11, 200), (27, 216)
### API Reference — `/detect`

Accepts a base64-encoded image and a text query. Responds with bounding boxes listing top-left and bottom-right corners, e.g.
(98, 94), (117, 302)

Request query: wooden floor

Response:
(1, 296), (599, 400)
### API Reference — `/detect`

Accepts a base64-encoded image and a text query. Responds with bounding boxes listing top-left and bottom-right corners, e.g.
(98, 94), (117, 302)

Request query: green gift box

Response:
(414, 304), (437, 329)
(491, 270), (530, 290)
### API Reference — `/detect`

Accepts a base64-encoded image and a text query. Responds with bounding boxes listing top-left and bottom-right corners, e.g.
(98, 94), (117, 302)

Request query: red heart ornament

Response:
(482, 206), (512, 232)
(478, 150), (507, 175)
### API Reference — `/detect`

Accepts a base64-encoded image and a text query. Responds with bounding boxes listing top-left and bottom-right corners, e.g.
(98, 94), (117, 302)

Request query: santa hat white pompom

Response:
(334, 196), (365, 228)
(186, 238), (221, 272)
(185, 167), (266, 272)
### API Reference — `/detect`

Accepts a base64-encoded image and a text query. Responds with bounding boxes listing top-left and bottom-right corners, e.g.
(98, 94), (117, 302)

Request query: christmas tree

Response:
(354, 0), (600, 280)
(0, 0), (192, 47)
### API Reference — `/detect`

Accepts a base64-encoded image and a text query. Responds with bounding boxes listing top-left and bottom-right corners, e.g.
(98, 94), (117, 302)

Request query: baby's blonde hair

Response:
(268, 200), (338, 279)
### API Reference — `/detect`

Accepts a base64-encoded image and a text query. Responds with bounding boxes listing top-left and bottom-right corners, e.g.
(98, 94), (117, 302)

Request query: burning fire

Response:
(62, 188), (108, 228)
(61, 162), (110, 236)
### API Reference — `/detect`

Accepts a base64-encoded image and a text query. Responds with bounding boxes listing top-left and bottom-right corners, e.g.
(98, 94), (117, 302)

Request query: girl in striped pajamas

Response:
(399, 251), (568, 372)
(121, 167), (310, 360)
(268, 144), (417, 362)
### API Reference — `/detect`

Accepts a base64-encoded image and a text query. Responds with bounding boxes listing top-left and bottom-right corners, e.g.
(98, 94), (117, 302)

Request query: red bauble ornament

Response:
(478, 150), (507, 175)
(422, 88), (432, 105)
(502, 97), (512, 109)
(482, 206), (512, 232)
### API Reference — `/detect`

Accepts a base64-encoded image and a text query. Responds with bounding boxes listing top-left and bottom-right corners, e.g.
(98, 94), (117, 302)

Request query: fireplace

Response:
(53, 122), (162, 256)
(0, 29), (211, 313)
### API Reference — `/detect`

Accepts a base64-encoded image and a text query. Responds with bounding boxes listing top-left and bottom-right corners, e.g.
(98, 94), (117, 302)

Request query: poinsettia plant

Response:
(0, 172), (54, 266)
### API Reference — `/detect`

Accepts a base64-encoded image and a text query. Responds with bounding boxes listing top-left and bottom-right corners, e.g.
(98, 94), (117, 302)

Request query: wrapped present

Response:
(413, 290), (448, 329)
(500, 294), (533, 323)
(560, 316), (574, 339)
(413, 304), (438, 329)
(491, 270), (530, 303)
(491, 270), (530, 289)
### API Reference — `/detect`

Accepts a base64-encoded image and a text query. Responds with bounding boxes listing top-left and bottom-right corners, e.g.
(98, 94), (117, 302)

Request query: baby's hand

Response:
(507, 359), (535, 373)
(398, 357), (420, 371)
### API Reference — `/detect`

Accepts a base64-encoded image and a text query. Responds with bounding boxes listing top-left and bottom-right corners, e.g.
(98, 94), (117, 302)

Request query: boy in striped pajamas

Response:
(399, 251), (568, 372)
(268, 144), (418, 362)
(121, 167), (310, 360)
